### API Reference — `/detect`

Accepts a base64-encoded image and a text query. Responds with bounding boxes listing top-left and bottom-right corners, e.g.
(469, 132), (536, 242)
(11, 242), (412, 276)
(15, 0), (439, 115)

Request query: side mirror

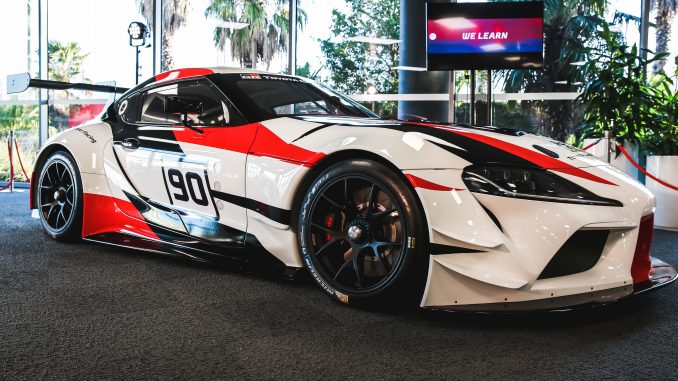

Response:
(164, 95), (204, 115)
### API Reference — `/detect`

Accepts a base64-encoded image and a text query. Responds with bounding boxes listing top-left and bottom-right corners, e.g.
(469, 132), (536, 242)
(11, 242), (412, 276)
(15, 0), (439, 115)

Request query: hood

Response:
(291, 116), (607, 170)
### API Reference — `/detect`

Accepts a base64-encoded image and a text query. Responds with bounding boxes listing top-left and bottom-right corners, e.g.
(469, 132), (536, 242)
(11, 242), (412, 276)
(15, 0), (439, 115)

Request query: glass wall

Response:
(450, 0), (648, 143)
(47, 0), (153, 137)
(0, 0), (671, 185)
(298, 0), (400, 116)
(171, 0), (289, 72)
(0, 0), (39, 182)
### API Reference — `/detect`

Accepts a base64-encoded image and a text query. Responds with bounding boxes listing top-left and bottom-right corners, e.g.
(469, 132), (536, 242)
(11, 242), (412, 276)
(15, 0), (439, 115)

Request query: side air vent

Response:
(538, 230), (609, 279)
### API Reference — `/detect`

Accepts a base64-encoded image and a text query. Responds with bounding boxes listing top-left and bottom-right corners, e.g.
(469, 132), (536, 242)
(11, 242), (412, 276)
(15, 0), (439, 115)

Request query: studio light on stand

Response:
(128, 21), (151, 85)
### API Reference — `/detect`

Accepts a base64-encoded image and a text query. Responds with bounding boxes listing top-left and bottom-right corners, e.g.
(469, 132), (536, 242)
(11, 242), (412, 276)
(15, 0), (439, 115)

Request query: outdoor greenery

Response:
(0, 130), (37, 183)
(205, 0), (307, 70)
(492, 0), (608, 141)
(137, 0), (189, 71)
(486, 0), (677, 156)
(5, 0), (678, 182)
(318, 0), (399, 116)
(296, 62), (321, 81)
(576, 23), (678, 156)
(48, 40), (90, 134)
(48, 41), (89, 83)
(491, 101), (536, 131)
(576, 23), (667, 145)
(646, 60), (678, 155)
(0, 105), (38, 135)
(652, 0), (678, 74)
(0, 106), (39, 182)
(1, 39), (88, 182)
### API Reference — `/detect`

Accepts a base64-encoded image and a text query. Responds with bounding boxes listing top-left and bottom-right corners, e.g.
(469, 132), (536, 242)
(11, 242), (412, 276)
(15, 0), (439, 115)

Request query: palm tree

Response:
(136, 0), (190, 71)
(47, 40), (89, 132)
(47, 41), (89, 82)
(652, 0), (678, 75)
(493, 0), (607, 141)
(205, 0), (307, 70)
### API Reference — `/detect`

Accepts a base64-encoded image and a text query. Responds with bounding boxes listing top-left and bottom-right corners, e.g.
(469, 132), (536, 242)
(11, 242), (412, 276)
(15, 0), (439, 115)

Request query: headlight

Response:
(462, 165), (622, 207)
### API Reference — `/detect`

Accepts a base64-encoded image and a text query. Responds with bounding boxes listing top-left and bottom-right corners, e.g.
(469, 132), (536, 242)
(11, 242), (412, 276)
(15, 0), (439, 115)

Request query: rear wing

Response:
(6, 73), (129, 94)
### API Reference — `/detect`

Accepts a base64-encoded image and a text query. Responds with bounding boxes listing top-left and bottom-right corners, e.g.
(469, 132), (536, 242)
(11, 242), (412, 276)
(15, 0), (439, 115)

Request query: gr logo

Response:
(118, 99), (129, 115)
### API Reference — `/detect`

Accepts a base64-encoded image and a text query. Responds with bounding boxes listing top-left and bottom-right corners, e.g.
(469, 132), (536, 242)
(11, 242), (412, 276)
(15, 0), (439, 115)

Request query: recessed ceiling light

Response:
(480, 43), (505, 52)
(218, 21), (249, 30)
(346, 36), (401, 45)
(435, 17), (476, 30)
(392, 66), (427, 71)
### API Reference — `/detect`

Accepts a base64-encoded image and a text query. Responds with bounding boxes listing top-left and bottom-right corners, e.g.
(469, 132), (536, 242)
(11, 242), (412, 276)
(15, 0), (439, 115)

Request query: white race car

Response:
(10, 67), (676, 311)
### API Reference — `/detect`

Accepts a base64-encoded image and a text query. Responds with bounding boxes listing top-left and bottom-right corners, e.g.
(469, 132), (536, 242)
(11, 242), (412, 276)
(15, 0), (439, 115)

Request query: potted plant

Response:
(644, 63), (678, 230)
(577, 24), (667, 180)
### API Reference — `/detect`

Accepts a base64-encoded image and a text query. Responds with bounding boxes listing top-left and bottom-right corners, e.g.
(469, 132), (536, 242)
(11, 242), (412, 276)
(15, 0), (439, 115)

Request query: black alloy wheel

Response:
(299, 160), (428, 308)
(38, 152), (83, 241)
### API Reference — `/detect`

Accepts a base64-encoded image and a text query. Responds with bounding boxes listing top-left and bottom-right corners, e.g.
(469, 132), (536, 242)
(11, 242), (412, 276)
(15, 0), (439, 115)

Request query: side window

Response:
(138, 80), (244, 126)
(140, 85), (180, 124)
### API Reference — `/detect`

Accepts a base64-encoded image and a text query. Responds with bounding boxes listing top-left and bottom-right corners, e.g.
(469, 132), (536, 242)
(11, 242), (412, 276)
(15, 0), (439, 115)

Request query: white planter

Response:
(646, 155), (678, 231)
(583, 139), (639, 180)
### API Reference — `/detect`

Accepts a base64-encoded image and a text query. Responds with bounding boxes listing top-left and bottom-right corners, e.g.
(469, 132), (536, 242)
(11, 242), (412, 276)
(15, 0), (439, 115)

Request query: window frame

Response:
(119, 77), (248, 127)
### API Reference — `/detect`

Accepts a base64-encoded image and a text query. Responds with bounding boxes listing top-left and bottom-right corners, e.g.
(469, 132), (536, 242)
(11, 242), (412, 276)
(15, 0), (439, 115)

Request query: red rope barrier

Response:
(617, 144), (678, 192)
(14, 139), (30, 184)
(1, 140), (14, 191)
(581, 138), (602, 151)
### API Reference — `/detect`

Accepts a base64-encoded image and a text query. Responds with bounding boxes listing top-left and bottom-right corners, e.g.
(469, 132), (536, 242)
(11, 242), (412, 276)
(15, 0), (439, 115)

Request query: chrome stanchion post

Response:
(9, 130), (14, 193)
(604, 129), (612, 164)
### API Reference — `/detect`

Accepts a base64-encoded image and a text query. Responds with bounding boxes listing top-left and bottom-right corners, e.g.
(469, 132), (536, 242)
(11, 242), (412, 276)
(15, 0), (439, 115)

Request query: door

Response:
(112, 78), (255, 247)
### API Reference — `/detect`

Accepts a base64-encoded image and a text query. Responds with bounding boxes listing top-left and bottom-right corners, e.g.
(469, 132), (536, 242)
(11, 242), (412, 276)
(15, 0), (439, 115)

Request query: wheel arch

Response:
(290, 149), (428, 236)
(30, 143), (71, 209)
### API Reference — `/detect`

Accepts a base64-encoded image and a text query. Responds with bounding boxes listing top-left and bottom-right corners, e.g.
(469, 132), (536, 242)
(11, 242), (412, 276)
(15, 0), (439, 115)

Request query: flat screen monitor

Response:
(427, 1), (544, 70)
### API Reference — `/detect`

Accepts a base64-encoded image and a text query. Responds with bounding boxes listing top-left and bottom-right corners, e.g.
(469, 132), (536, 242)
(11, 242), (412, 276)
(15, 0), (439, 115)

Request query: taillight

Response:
(631, 213), (654, 284)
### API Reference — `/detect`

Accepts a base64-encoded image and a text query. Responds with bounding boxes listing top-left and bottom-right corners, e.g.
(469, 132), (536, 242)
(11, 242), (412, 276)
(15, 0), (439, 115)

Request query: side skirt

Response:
(84, 231), (298, 277)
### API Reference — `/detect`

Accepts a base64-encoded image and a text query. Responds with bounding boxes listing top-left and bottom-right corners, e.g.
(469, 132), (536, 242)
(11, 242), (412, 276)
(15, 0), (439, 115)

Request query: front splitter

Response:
(427, 257), (676, 313)
(632, 257), (678, 295)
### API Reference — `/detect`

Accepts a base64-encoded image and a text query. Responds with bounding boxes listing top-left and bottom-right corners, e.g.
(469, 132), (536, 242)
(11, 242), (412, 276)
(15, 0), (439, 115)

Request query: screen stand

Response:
(470, 70), (476, 125)
(448, 69), (492, 126)
(448, 70), (456, 124)
(486, 69), (492, 126)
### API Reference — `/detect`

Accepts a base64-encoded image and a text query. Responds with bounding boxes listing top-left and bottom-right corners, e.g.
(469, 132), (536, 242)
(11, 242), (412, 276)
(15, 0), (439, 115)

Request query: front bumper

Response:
(426, 257), (676, 312)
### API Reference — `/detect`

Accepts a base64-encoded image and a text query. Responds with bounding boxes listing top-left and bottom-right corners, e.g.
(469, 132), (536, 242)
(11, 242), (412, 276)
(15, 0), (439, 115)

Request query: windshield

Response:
(208, 73), (378, 122)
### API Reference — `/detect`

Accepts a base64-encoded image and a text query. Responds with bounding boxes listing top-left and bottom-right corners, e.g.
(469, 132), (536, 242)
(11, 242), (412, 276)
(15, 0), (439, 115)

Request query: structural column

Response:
(288, 0), (297, 75)
(153, 0), (162, 75)
(398, 0), (449, 121)
(38, 0), (48, 147)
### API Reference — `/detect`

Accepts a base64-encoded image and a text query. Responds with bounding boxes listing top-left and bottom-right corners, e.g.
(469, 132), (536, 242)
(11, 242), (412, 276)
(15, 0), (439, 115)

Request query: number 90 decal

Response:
(163, 166), (218, 217)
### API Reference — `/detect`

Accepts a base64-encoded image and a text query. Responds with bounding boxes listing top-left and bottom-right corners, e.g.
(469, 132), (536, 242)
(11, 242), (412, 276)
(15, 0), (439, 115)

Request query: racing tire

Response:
(298, 159), (429, 309)
(37, 151), (83, 242)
